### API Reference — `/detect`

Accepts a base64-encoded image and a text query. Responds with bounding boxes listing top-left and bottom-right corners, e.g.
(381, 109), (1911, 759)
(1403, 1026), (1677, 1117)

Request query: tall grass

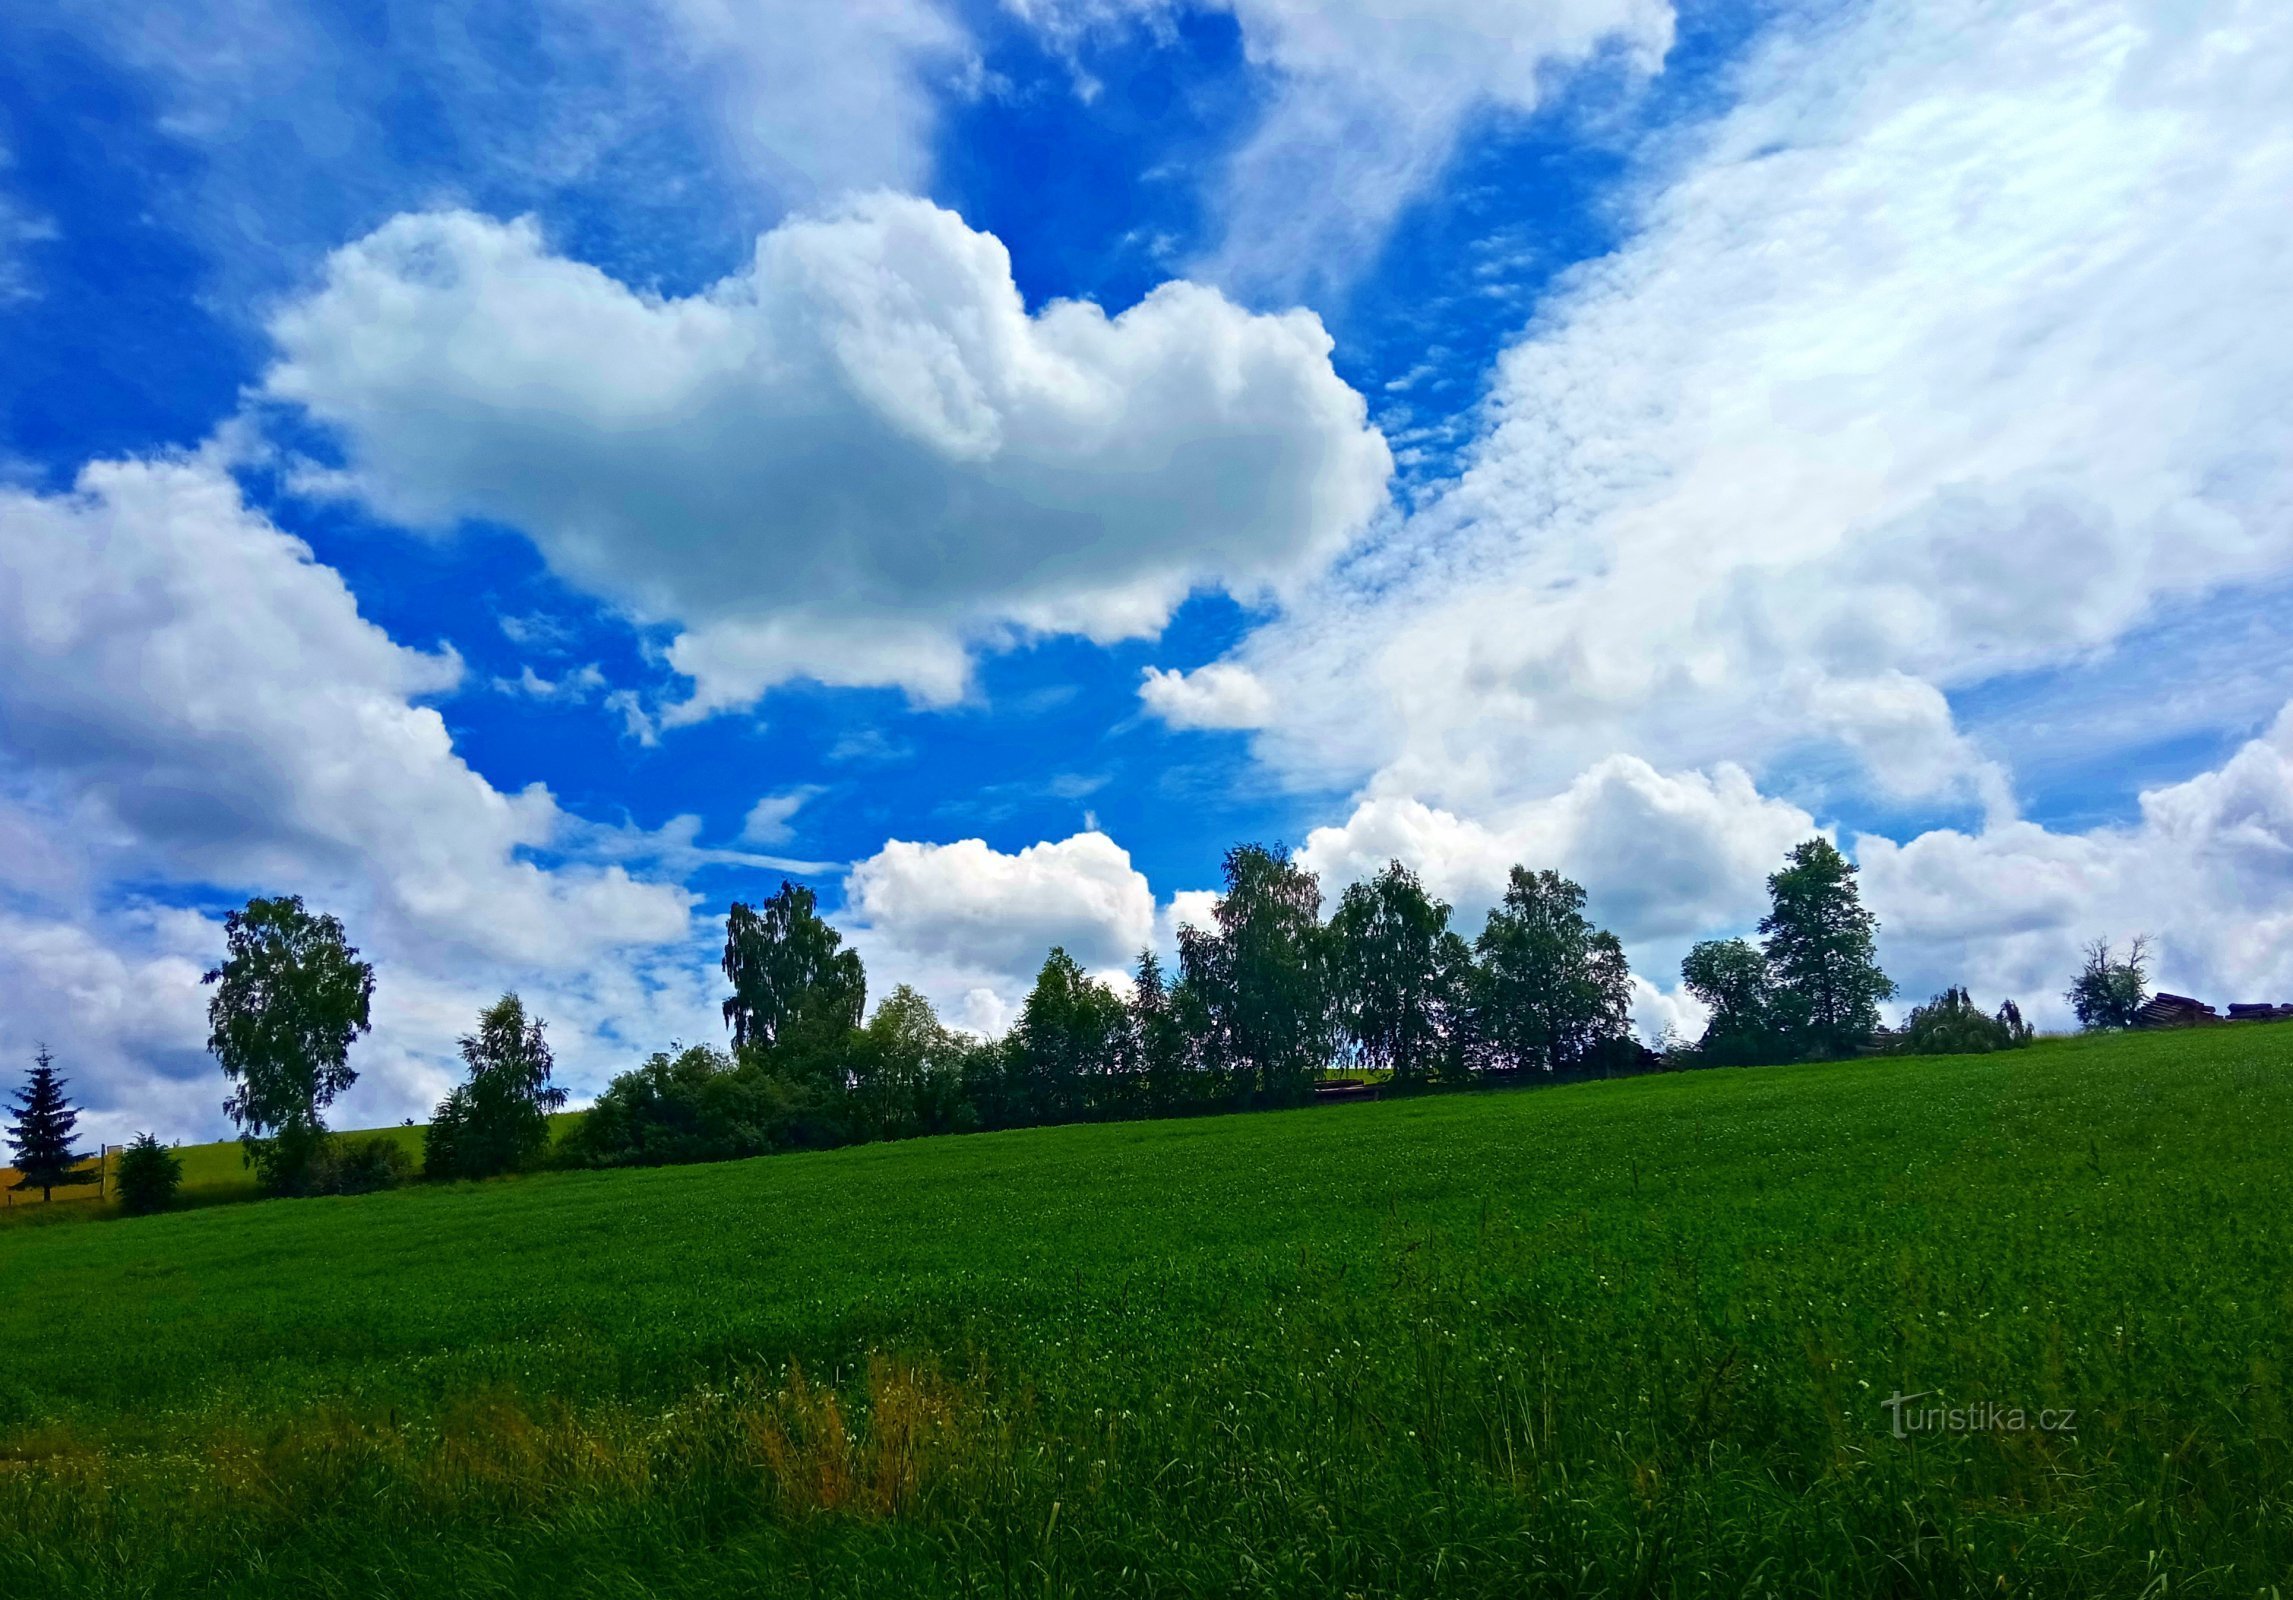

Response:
(3, 1027), (2290, 1596)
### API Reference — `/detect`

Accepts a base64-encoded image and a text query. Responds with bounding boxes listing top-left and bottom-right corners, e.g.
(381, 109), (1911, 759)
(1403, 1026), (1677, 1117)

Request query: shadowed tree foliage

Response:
(1898, 987), (2034, 1055)
(113, 1132), (184, 1216)
(1180, 845), (1333, 1107)
(1680, 938), (1780, 1065)
(6, 1049), (97, 1202)
(1129, 950), (1210, 1115)
(722, 883), (867, 1057)
(203, 896), (374, 1195)
(1470, 868), (1633, 1075)
(426, 994), (569, 1180)
(2066, 935), (2150, 1031)
(1329, 861), (1471, 1087)
(1759, 839), (1894, 1058)
(848, 985), (980, 1141)
(1004, 948), (1133, 1125)
(564, 1043), (841, 1168)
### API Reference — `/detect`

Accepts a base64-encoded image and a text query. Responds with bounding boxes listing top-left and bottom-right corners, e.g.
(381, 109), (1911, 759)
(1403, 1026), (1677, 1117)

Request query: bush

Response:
(560, 1045), (844, 1169)
(318, 1135), (413, 1195)
(1898, 988), (2034, 1055)
(113, 1133), (184, 1216)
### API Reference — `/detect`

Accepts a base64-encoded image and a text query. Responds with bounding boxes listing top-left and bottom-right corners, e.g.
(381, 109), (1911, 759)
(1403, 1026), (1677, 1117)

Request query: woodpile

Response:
(2131, 993), (2221, 1028)
(2131, 994), (2293, 1028)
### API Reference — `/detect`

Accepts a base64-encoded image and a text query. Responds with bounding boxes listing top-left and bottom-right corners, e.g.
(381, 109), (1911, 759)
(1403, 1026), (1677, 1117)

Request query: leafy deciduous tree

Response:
(1470, 868), (1633, 1074)
(1008, 948), (1132, 1124)
(722, 883), (866, 1057)
(850, 985), (975, 1140)
(1758, 839), (1894, 1058)
(2066, 935), (2150, 1031)
(1897, 987), (2034, 1055)
(203, 896), (374, 1195)
(426, 993), (569, 1179)
(1127, 950), (1181, 1111)
(1179, 845), (1333, 1106)
(1680, 938), (1779, 1065)
(1329, 861), (1470, 1087)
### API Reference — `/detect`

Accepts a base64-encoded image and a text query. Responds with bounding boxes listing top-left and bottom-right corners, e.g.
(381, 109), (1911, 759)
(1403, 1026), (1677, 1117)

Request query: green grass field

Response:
(2, 1115), (583, 1218)
(3, 1028), (2288, 1597)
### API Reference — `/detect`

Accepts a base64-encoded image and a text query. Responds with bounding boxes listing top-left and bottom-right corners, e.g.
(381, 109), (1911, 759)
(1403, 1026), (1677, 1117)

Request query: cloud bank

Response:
(264, 195), (1392, 720)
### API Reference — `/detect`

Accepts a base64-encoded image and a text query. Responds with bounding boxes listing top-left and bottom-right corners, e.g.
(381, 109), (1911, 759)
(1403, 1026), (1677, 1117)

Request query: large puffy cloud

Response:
(845, 833), (1156, 975)
(1863, 705), (2293, 1022)
(1011, 0), (1674, 293)
(837, 831), (1181, 1034)
(0, 455), (712, 1135)
(1297, 757), (1816, 944)
(263, 196), (1392, 719)
(0, 456), (691, 967)
(1200, 0), (2293, 818)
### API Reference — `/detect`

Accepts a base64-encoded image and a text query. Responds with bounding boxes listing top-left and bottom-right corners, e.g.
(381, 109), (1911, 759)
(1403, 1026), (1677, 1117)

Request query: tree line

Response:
(14, 833), (2143, 1208)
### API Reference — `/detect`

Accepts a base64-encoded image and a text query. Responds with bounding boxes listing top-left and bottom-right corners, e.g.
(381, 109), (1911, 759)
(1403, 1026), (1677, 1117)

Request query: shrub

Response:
(561, 1045), (844, 1169)
(1898, 988), (2034, 1055)
(113, 1133), (184, 1216)
(319, 1135), (413, 1195)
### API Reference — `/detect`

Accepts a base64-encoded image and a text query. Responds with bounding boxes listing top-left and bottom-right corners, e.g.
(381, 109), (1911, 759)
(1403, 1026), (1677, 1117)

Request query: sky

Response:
(3, 0), (2290, 1141)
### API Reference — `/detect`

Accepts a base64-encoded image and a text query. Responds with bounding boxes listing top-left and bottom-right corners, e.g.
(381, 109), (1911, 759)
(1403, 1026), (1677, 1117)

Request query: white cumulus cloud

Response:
(1138, 662), (1277, 730)
(262, 195), (1392, 720)
(0, 454), (711, 1136)
(843, 831), (1156, 977)
(1297, 757), (1816, 947)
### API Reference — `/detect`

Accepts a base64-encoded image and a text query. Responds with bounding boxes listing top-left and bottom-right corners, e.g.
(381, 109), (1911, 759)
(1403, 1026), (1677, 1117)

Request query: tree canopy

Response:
(426, 993), (569, 1180)
(1330, 862), (1471, 1086)
(1471, 868), (1632, 1074)
(1680, 938), (1778, 1065)
(1180, 845), (1332, 1106)
(2066, 936), (2150, 1031)
(1758, 839), (1894, 1058)
(722, 882), (867, 1055)
(203, 896), (374, 1193)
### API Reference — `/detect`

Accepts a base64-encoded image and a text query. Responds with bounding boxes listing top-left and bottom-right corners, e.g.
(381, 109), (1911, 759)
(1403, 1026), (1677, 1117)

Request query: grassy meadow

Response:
(2, 1116), (580, 1218)
(2, 1026), (2289, 1596)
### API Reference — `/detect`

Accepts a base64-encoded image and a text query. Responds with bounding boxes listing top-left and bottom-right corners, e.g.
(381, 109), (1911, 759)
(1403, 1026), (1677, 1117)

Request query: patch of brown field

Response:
(748, 1356), (965, 1518)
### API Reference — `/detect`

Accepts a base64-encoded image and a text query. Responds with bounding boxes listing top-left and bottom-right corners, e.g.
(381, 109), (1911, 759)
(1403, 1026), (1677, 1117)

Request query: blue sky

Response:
(4, 0), (2291, 1139)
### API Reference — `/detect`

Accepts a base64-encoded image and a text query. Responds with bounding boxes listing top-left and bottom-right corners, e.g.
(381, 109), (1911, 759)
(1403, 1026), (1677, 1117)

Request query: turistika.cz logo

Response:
(1882, 1391), (2076, 1439)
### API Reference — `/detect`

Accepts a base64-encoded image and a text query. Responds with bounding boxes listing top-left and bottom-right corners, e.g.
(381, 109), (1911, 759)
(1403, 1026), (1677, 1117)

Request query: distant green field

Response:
(3, 1028), (2289, 1597)
(2, 1114), (582, 1217)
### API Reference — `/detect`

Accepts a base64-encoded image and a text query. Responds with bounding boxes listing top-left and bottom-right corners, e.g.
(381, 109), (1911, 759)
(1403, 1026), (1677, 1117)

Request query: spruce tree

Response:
(6, 1049), (98, 1202)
